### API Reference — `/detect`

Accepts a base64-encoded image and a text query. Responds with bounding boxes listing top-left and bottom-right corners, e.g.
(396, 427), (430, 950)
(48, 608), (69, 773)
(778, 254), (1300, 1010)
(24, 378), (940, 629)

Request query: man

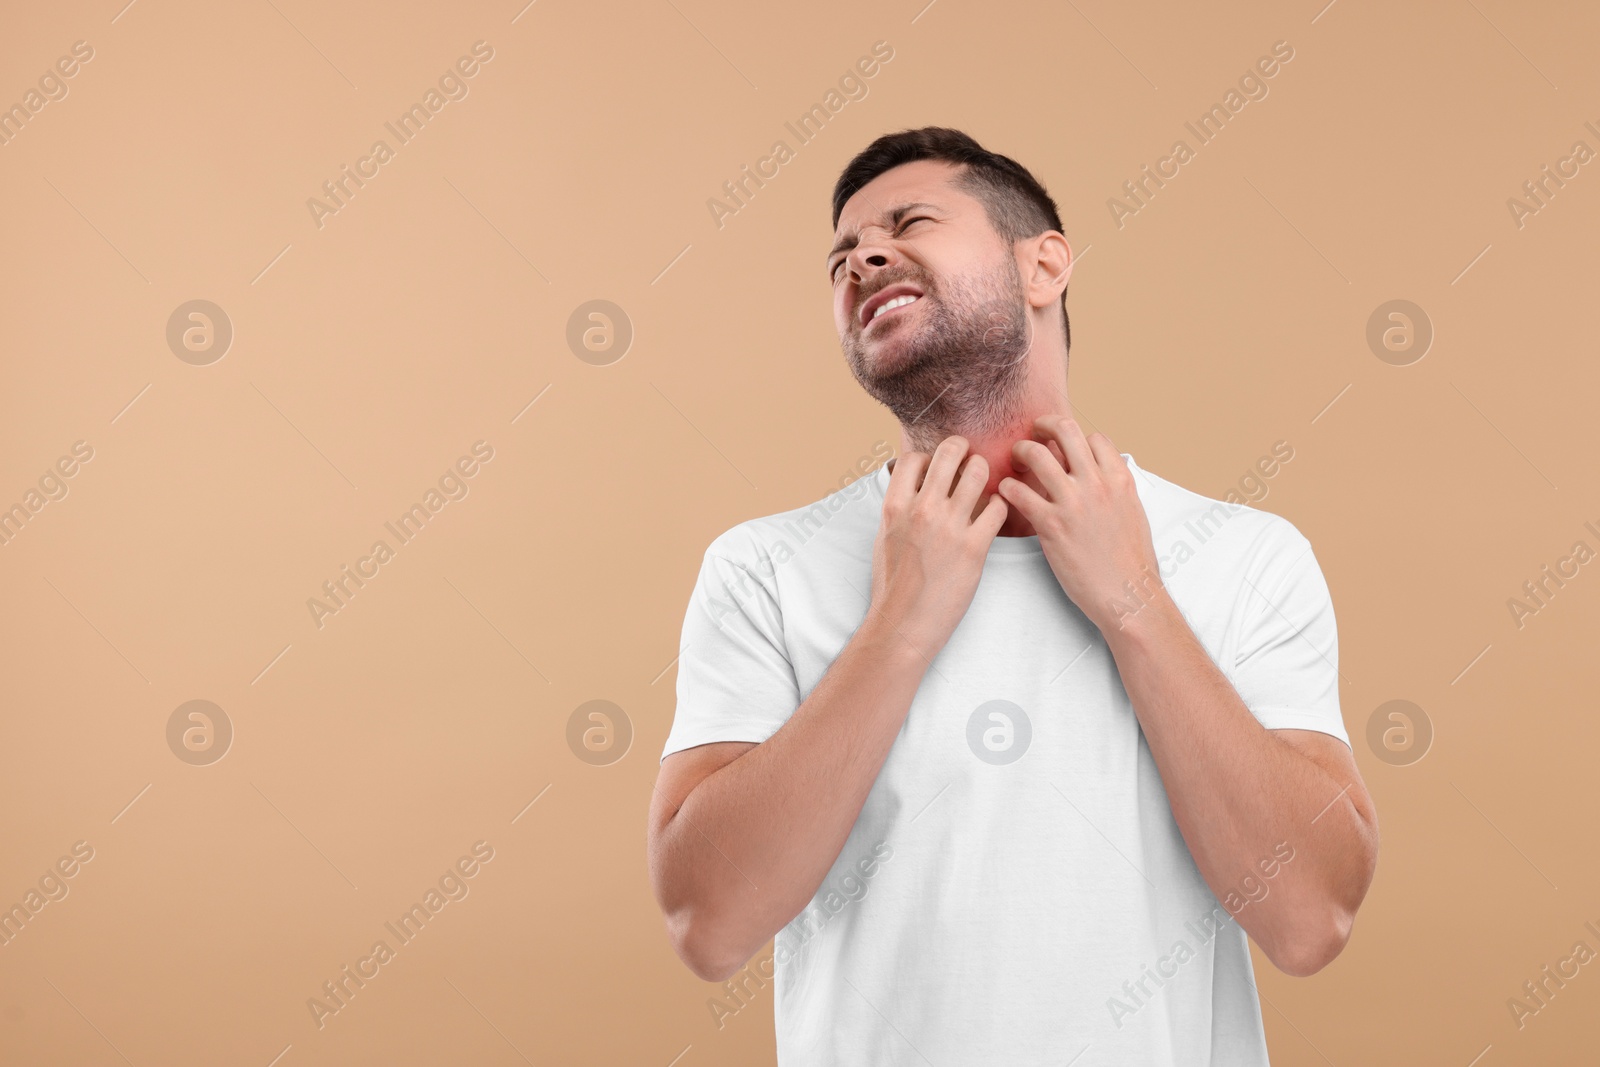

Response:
(647, 126), (1378, 1065)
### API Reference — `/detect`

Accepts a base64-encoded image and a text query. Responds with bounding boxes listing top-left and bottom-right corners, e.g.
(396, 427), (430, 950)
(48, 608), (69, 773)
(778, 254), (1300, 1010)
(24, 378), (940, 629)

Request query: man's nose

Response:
(847, 227), (897, 276)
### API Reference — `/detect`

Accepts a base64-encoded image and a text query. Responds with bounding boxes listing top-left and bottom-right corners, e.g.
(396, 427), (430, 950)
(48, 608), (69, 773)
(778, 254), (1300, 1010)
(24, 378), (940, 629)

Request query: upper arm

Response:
(1230, 533), (1349, 745)
(1272, 728), (1378, 839)
(658, 548), (801, 762)
(647, 741), (759, 845)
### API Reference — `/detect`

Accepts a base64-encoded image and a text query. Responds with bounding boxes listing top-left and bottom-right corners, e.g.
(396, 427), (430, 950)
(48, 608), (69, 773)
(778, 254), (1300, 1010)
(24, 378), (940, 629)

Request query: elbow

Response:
(665, 906), (748, 983)
(1271, 827), (1378, 978)
(650, 849), (758, 982)
(1268, 905), (1355, 978)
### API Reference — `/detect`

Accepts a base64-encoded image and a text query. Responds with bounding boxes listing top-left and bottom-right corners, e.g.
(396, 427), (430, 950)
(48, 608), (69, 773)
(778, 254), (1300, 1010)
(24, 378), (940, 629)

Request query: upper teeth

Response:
(871, 294), (919, 321)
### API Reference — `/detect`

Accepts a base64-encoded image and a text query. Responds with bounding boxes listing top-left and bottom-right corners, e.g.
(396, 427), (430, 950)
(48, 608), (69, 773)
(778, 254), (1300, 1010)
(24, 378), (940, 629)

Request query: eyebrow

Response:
(826, 201), (943, 265)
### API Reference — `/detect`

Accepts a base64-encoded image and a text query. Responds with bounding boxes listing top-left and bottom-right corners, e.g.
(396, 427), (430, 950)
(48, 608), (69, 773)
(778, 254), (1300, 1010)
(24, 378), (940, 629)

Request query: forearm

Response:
(657, 614), (928, 974)
(1104, 590), (1377, 974)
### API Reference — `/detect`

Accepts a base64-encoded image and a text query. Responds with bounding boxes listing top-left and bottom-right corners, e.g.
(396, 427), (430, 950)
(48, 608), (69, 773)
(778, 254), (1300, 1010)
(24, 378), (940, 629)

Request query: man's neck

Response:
(887, 322), (1077, 536)
(934, 415), (1054, 538)
(898, 380), (1073, 537)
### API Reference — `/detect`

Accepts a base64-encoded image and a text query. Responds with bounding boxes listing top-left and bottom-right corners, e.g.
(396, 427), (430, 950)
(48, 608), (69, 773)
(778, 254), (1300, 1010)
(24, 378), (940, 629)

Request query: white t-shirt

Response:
(662, 453), (1349, 1066)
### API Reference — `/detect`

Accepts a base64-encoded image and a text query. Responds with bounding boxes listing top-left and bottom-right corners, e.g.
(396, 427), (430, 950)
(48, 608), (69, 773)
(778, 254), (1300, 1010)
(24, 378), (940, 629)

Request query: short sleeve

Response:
(660, 545), (802, 762)
(1228, 534), (1350, 746)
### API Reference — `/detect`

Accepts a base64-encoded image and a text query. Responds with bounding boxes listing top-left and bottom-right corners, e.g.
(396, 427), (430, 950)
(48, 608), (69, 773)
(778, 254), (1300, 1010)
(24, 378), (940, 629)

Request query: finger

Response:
(972, 490), (1009, 539)
(1085, 430), (1121, 473)
(922, 436), (970, 499)
(995, 475), (1050, 522)
(1035, 415), (1095, 477)
(884, 451), (929, 508)
(1008, 453), (1053, 502)
(950, 452), (988, 515)
(1011, 438), (1069, 501)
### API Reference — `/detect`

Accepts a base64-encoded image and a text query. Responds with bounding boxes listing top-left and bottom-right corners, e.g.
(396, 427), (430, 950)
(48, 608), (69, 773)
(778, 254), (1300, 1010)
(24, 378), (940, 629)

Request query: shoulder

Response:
(699, 467), (885, 574)
(1127, 454), (1314, 583)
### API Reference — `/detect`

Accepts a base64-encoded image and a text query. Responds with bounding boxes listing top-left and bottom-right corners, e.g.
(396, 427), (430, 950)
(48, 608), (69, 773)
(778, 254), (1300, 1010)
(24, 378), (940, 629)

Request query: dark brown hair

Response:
(832, 126), (1069, 350)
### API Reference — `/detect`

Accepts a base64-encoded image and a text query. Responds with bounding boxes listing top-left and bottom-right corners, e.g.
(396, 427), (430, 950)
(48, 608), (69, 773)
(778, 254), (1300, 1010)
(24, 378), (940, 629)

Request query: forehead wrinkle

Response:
(827, 199), (943, 264)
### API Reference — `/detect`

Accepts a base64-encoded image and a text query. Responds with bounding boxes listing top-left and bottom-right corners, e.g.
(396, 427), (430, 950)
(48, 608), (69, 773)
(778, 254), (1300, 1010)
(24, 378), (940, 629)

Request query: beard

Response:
(841, 255), (1033, 454)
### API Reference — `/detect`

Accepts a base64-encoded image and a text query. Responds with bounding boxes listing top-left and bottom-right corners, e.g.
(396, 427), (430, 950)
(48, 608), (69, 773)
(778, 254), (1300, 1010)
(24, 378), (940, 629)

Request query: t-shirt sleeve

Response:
(1228, 529), (1351, 746)
(660, 542), (802, 762)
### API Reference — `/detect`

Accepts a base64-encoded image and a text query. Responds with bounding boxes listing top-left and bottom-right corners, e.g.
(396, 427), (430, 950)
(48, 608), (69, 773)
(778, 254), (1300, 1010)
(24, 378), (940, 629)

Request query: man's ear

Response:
(1024, 232), (1072, 312)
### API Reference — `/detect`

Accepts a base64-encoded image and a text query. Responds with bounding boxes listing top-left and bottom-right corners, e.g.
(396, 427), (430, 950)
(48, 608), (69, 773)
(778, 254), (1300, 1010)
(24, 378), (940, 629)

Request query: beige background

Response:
(2, 0), (1597, 1063)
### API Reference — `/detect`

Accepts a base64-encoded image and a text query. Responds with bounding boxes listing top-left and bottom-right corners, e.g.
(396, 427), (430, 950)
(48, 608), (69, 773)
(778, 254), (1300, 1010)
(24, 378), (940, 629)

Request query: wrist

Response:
(1098, 583), (1184, 655)
(853, 608), (945, 672)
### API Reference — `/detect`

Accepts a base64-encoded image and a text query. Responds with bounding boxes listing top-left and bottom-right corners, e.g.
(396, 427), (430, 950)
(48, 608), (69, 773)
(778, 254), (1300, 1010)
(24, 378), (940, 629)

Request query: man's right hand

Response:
(869, 436), (1009, 662)
(650, 435), (1006, 981)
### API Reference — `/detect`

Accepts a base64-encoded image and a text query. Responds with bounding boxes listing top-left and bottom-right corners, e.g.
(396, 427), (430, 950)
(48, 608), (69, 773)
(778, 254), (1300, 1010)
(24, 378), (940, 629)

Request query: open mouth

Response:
(862, 291), (923, 333)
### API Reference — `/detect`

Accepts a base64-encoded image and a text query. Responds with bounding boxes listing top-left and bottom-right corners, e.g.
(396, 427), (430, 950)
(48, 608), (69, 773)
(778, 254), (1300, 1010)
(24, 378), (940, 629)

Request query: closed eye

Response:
(830, 217), (933, 281)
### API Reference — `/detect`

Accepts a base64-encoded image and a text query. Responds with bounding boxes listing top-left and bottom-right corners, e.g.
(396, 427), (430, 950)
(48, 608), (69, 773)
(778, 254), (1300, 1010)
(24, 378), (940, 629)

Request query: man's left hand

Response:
(995, 416), (1165, 636)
